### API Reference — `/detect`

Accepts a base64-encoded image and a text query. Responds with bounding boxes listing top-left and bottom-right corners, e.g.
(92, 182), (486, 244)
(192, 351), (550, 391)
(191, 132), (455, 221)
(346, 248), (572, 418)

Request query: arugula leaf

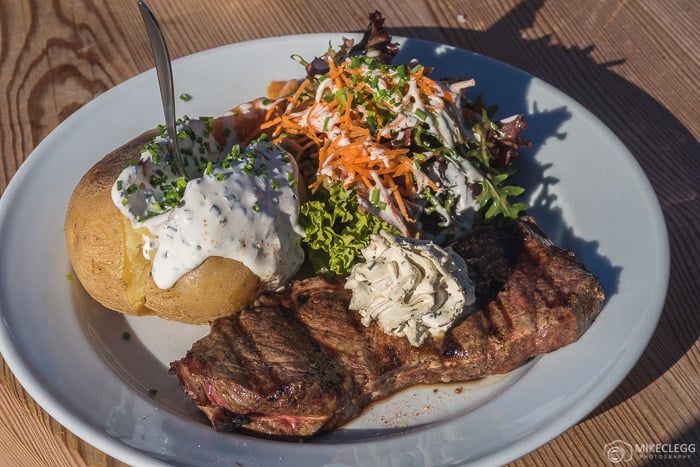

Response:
(464, 108), (529, 220)
(476, 175), (529, 220)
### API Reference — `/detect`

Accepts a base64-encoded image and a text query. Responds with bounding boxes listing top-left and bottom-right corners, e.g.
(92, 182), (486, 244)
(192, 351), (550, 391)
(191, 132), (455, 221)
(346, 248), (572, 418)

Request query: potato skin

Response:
(65, 130), (154, 316)
(143, 256), (262, 323)
(65, 125), (263, 324)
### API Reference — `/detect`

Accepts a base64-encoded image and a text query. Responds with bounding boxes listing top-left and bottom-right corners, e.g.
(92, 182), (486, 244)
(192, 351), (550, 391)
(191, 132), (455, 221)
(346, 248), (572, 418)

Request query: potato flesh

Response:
(123, 218), (152, 315)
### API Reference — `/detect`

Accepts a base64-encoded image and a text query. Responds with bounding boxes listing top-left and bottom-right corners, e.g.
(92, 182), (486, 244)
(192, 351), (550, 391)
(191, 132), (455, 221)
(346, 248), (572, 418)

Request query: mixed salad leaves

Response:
(262, 12), (530, 275)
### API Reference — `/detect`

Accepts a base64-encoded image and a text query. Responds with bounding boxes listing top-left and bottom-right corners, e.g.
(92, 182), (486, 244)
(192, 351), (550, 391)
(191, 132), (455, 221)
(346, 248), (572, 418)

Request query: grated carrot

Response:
(261, 55), (451, 227)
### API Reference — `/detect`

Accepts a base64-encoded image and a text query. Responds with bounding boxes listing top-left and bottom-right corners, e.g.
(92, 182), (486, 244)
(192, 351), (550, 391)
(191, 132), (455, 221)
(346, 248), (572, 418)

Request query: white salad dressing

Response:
(346, 231), (475, 346)
(111, 118), (305, 290)
(294, 60), (484, 236)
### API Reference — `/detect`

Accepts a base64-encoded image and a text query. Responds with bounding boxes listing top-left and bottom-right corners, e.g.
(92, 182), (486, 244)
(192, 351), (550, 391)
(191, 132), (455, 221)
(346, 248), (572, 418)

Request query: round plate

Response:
(0, 34), (669, 466)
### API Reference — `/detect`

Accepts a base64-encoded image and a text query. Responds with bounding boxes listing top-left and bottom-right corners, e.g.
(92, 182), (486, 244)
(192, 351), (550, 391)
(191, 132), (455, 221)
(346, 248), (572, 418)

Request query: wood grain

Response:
(1, 0), (698, 465)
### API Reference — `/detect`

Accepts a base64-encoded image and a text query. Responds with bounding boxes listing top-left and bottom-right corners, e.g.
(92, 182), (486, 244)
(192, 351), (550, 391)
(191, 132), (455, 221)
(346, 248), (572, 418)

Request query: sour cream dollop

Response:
(111, 118), (305, 290)
(345, 231), (475, 347)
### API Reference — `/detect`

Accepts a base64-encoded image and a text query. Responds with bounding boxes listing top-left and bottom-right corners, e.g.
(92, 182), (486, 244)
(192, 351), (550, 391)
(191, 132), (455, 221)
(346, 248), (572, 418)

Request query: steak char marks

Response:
(169, 217), (605, 438)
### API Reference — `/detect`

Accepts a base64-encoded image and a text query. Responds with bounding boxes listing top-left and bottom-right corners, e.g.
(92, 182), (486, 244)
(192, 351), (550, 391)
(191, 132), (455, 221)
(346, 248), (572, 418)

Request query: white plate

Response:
(0, 34), (669, 466)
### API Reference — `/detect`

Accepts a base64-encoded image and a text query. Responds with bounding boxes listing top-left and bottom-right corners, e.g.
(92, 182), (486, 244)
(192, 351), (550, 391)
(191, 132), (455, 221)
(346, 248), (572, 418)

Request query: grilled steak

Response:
(169, 217), (605, 438)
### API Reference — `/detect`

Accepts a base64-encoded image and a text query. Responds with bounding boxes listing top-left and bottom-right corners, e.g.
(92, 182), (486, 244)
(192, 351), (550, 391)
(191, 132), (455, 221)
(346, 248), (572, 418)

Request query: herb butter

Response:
(346, 231), (475, 346)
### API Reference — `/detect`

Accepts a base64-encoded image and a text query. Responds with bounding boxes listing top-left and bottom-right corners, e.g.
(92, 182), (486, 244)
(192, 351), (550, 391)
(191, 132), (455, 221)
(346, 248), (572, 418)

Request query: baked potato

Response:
(64, 100), (295, 324)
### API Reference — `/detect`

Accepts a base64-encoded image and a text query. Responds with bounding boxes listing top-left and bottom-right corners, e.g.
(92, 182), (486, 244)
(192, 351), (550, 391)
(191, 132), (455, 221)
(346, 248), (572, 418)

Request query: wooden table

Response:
(1, 0), (698, 465)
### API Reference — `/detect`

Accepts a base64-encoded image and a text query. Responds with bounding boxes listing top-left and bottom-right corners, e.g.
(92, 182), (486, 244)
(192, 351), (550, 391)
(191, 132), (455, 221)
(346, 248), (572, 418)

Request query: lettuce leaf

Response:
(300, 182), (399, 275)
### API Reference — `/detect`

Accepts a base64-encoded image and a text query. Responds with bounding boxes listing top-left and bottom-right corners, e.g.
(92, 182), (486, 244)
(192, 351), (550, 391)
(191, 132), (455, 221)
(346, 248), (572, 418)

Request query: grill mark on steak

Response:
(170, 217), (605, 438)
(171, 299), (362, 437)
(288, 280), (379, 387)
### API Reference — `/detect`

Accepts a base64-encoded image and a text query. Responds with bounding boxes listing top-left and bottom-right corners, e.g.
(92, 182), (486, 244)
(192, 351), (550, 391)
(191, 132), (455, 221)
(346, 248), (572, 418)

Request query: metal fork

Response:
(137, 0), (187, 177)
